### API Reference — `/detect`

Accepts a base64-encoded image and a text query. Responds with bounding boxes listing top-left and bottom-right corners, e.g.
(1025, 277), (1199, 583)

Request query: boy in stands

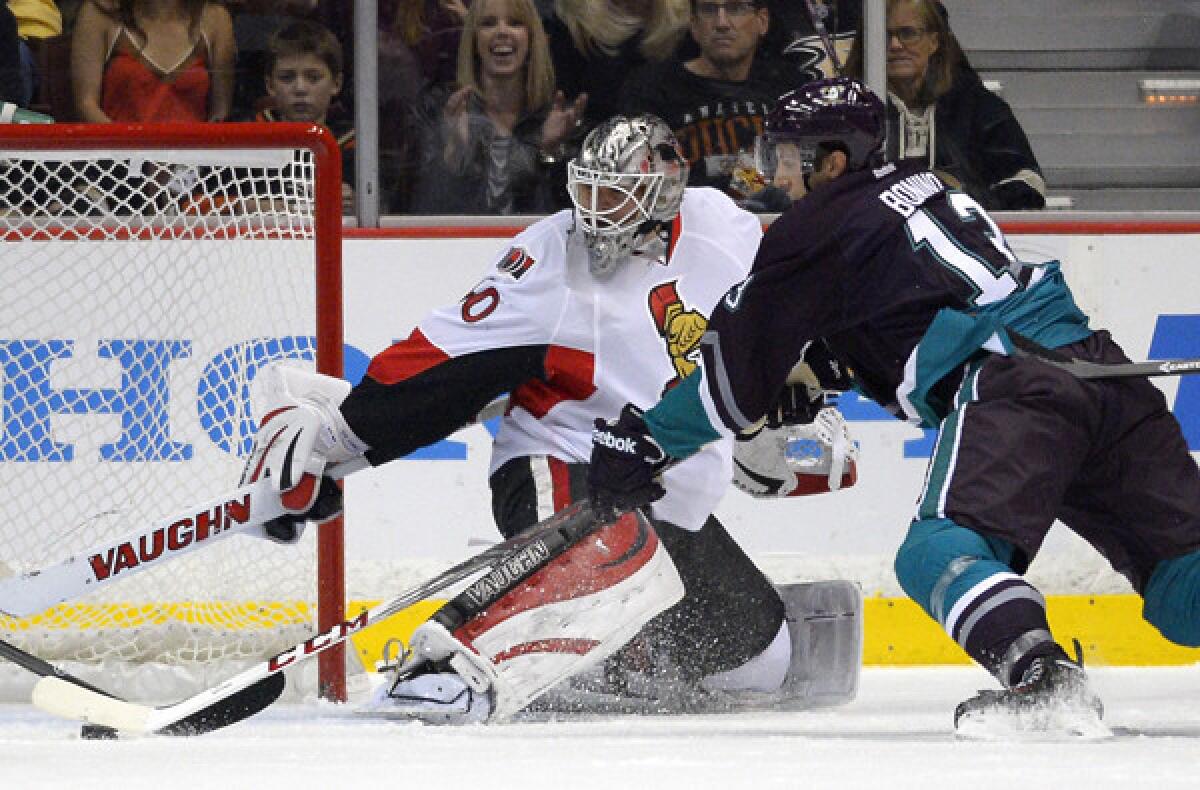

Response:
(255, 19), (355, 213)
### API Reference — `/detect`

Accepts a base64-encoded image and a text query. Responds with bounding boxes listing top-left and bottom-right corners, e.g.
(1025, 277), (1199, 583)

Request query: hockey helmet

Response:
(567, 114), (689, 275)
(755, 77), (885, 181)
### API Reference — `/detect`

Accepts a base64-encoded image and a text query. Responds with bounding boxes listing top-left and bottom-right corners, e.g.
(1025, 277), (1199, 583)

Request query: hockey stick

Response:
(0, 635), (276, 737)
(0, 458), (368, 618)
(1008, 332), (1200, 379)
(30, 501), (602, 736)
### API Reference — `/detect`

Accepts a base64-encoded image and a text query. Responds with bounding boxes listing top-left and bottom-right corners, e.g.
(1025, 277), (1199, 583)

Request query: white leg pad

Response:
(481, 533), (683, 719)
(411, 511), (686, 721)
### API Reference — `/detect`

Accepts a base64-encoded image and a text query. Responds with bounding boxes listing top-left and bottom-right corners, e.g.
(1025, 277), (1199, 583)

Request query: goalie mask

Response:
(755, 77), (885, 181)
(568, 115), (689, 275)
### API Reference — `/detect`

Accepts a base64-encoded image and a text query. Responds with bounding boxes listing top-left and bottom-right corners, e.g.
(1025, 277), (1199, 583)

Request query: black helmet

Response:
(756, 77), (885, 177)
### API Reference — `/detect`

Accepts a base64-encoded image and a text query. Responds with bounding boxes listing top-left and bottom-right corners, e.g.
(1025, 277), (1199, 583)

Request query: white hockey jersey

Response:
(350, 188), (762, 531)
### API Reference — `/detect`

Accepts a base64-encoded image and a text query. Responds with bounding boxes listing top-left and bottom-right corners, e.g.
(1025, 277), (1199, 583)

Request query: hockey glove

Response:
(734, 407), (857, 497)
(242, 365), (368, 540)
(588, 404), (670, 522)
(765, 382), (825, 429)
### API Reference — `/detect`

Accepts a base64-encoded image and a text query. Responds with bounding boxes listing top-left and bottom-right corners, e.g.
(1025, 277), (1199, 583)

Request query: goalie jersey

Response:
(340, 188), (762, 531)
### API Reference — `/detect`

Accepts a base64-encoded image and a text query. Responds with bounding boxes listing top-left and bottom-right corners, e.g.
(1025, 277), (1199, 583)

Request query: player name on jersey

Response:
(878, 170), (946, 218)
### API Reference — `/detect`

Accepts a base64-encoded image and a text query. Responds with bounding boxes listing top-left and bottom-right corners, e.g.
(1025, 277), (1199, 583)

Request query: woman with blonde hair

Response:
(845, 0), (1045, 209)
(546, 0), (690, 131)
(411, 0), (586, 214)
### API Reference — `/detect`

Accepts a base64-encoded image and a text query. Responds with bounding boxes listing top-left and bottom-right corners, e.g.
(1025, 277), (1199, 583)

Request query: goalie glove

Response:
(588, 404), (671, 522)
(733, 407), (857, 498)
(241, 365), (368, 542)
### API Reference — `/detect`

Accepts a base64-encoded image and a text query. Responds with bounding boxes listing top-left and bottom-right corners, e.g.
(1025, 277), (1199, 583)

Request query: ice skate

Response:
(954, 646), (1108, 740)
(361, 657), (493, 725)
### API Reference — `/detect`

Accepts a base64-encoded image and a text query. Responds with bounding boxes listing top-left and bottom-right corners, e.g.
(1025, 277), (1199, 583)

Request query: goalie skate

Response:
(954, 648), (1109, 741)
(363, 655), (492, 725)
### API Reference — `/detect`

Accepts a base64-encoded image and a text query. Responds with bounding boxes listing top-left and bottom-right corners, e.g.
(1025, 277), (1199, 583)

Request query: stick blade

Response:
(32, 672), (287, 737)
(155, 673), (287, 736)
(32, 676), (153, 733)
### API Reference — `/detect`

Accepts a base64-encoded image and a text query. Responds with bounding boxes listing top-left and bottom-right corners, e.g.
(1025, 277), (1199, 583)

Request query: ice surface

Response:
(1, 666), (1198, 790)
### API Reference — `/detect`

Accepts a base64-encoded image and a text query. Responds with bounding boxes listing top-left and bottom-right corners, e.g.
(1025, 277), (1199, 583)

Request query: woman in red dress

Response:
(71, 0), (235, 123)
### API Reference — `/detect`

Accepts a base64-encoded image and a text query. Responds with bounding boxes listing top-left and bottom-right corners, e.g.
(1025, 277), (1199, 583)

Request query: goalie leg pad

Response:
(375, 510), (684, 722)
(456, 510), (684, 719)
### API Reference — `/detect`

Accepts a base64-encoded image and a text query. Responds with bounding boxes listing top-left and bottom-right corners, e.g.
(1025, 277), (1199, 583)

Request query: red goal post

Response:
(0, 123), (348, 702)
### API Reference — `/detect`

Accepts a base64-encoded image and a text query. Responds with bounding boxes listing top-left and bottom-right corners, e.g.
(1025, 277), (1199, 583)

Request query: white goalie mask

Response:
(567, 115), (689, 275)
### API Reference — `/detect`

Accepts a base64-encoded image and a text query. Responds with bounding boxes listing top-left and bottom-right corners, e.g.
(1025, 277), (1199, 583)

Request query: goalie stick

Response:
(30, 501), (604, 736)
(0, 458), (368, 618)
(1009, 331), (1200, 380)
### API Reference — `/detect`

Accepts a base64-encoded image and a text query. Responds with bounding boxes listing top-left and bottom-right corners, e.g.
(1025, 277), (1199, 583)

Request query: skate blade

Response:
(955, 705), (1112, 742)
(352, 706), (487, 725)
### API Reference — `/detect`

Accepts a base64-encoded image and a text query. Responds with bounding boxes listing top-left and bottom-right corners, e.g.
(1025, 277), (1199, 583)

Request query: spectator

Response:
(250, 19), (355, 213)
(409, 0), (585, 215)
(545, 0), (690, 132)
(383, 0), (466, 93)
(70, 0), (235, 123)
(7, 1), (63, 107)
(844, 0), (1045, 210)
(619, 0), (793, 200)
(223, 0), (350, 123)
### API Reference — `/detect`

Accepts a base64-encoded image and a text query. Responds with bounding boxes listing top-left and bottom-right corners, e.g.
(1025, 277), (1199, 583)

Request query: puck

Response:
(81, 723), (119, 740)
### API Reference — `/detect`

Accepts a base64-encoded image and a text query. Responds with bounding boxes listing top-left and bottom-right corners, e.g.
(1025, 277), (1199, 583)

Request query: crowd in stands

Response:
(0, 0), (1047, 215)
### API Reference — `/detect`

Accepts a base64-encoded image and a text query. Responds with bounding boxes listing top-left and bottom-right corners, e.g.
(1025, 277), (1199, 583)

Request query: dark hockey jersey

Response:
(645, 160), (1092, 455)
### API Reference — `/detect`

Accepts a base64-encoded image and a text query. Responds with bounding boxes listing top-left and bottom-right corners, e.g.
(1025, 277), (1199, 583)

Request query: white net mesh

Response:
(0, 138), (335, 701)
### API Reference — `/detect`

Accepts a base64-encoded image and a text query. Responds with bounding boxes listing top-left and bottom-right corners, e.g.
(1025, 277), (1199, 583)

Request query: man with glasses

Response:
(619, 0), (794, 204)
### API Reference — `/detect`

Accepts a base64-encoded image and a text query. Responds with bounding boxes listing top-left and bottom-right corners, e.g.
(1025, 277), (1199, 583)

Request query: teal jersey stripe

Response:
(644, 370), (722, 459)
(906, 262), (1091, 428)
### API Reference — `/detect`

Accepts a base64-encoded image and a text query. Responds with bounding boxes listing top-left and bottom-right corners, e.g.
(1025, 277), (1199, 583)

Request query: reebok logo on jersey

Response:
(592, 427), (639, 455)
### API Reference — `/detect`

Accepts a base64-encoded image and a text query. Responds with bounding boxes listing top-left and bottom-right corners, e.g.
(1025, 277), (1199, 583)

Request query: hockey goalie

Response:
(244, 116), (862, 722)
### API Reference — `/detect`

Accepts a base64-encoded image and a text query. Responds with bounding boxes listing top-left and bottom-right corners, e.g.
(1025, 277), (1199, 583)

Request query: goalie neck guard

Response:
(567, 115), (689, 276)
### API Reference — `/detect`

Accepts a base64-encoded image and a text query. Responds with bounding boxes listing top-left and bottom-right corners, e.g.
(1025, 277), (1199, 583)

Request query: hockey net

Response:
(0, 123), (345, 703)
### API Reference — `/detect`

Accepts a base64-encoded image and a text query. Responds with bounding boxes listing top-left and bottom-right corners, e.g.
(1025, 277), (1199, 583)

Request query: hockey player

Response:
(242, 114), (858, 723)
(587, 77), (1200, 735)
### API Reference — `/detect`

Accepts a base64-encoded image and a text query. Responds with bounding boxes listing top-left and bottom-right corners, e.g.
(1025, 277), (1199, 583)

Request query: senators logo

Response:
(649, 281), (707, 395)
(497, 246), (536, 279)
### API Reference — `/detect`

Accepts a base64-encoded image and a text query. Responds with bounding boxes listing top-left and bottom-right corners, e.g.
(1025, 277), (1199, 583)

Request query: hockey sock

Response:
(949, 573), (1059, 687)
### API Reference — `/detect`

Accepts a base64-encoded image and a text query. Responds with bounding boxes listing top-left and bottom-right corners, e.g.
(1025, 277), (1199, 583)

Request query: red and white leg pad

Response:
(374, 511), (684, 722)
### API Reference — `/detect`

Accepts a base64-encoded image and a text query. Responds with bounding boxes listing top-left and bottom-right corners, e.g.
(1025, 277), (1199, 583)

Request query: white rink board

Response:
(341, 232), (1200, 598)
